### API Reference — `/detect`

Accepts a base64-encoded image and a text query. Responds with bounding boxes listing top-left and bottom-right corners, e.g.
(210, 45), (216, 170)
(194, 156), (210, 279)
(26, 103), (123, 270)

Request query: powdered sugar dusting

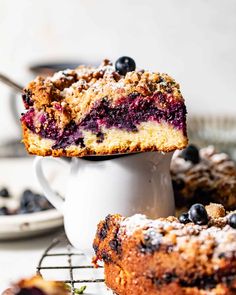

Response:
(110, 80), (125, 90)
(49, 69), (74, 82)
(119, 214), (236, 259)
(119, 214), (150, 236)
(199, 145), (215, 158)
(170, 156), (193, 172)
(54, 63), (121, 97)
(211, 153), (229, 163)
(119, 214), (183, 236)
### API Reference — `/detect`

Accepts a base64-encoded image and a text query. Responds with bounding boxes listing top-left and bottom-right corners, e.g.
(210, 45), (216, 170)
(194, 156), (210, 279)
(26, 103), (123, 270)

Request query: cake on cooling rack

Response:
(93, 203), (236, 295)
(2, 275), (70, 295)
(171, 145), (236, 211)
(21, 56), (188, 157)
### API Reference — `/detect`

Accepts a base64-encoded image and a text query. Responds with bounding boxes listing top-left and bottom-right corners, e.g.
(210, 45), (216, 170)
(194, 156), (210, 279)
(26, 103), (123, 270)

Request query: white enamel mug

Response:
(34, 152), (174, 252)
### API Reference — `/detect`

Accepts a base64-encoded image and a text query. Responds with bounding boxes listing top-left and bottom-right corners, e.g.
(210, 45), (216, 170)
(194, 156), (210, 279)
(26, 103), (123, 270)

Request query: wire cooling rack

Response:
(36, 238), (112, 295)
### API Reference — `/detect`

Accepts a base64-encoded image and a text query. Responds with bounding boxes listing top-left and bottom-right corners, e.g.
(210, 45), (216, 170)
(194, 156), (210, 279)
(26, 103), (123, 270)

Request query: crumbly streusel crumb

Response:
(206, 203), (226, 218)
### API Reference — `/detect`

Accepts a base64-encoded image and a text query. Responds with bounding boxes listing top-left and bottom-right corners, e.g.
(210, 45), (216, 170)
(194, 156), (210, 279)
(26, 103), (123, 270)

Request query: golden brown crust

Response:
(104, 263), (235, 295)
(93, 209), (236, 295)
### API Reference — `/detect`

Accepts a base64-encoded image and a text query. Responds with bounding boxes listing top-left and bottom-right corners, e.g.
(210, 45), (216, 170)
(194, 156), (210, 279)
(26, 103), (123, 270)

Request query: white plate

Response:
(0, 157), (66, 240)
(0, 209), (63, 239)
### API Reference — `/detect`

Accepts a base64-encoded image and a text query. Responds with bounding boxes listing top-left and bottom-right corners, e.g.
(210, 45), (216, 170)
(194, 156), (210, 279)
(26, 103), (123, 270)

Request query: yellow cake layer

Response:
(22, 121), (188, 157)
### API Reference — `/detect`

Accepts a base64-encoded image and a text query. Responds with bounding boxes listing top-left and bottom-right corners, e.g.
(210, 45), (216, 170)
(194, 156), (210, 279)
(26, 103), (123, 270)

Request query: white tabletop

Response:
(0, 229), (64, 292)
(0, 229), (113, 294)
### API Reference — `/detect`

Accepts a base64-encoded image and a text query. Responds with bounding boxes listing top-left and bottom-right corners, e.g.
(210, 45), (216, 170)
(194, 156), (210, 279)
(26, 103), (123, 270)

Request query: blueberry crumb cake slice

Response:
(93, 203), (236, 295)
(2, 276), (70, 295)
(21, 57), (188, 157)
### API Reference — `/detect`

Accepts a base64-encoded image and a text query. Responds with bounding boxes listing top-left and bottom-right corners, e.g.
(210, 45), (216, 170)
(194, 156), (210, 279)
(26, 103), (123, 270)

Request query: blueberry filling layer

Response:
(21, 92), (187, 150)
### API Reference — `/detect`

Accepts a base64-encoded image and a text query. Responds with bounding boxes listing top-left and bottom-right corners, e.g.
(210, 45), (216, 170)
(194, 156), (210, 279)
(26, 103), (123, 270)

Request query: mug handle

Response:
(34, 157), (70, 213)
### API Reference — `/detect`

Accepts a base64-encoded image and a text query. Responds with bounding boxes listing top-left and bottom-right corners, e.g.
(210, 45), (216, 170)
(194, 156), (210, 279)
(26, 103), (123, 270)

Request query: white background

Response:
(0, 0), (236, 143)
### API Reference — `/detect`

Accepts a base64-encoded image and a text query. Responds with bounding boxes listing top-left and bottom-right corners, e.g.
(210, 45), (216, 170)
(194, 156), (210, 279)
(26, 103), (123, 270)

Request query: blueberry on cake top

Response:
(171, 145), (236, 211)
(21, 57), (188, 157)
(93, 203), (236, 295)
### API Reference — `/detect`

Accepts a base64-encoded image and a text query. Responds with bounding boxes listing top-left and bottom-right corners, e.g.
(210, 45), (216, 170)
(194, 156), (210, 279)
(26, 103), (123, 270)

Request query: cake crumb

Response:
(206, 203), (226, 218)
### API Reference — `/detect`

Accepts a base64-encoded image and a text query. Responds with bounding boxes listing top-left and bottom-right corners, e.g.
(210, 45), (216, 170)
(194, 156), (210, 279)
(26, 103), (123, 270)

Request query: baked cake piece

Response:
(171, 145), (236, 211)
(21, 57), (188, 157)
(2, 275), (70, 295)
(93, 203), (236, 295)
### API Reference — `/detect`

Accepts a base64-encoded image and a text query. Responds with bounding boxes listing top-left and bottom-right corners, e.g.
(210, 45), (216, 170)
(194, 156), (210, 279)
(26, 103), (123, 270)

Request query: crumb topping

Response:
(171, 146), (236, 210)
(118, 210), (236, 259)
(23, 59), (184, 129)
(206, 203), (226, 218)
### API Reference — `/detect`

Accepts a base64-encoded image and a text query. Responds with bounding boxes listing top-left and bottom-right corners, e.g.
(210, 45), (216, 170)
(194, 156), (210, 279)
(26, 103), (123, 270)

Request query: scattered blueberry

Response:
(0, 187), (9, 198)
(0, 187), (54, 216)
(0, 206), (9, 216)
(115, 56), (136, 75)
(20, 189), (54, 214)
(181, 144), (200, 164)
(228, 213), (236, 229)
(35, 193), (53, 210)
(179, 212), (190, 224)
(20, 189), (34, 206)
(188, 203), (209, 225)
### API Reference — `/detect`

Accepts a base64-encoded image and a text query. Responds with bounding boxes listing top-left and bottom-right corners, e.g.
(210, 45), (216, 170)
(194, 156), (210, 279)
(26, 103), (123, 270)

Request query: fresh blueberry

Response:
(115, 56), (136, 75)
(0, 206), (9, 216)
(20, 189), (54, 214)
(20, 189), (41, 213)
(29, 202), (42, 213)
(22, 89), (33, 108)
(179, 212), (190, 224)
(20, 189), (35, 208)
(181, 144), (200, 164)
(228, 213), (236, 229)
(35, 194), (53, 210)
(0, 187), (9, 198)
(188, 204), (209, 225)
